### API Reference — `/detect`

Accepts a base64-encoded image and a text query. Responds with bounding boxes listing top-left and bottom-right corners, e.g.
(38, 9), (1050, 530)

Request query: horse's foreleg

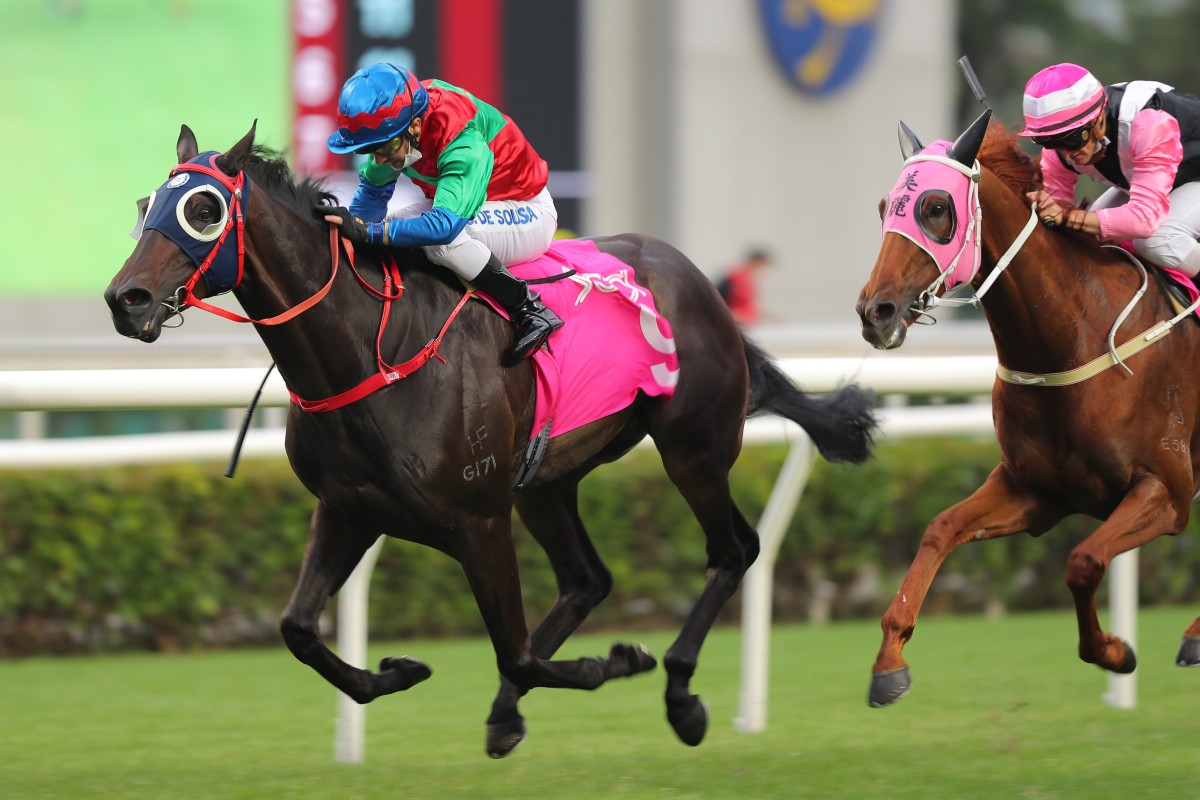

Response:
(280, 502), (431, 703)
(1066, 475), (1182, 673)
(870, 465), (1063, 708)
(485, 483), (622, 758)
(1176, 617), (1200, 666)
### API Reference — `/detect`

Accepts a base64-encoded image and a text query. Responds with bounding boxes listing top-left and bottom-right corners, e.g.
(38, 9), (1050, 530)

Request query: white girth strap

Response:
(997, 245), (1200, 386)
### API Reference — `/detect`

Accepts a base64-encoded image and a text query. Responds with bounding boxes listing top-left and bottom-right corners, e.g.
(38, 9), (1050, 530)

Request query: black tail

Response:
(744, 337), (877, 464)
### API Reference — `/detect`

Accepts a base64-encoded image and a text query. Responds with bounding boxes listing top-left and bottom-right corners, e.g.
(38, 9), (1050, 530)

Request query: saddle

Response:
(1111, 239), (1200, 321)
(1150, 264), (1197, 319)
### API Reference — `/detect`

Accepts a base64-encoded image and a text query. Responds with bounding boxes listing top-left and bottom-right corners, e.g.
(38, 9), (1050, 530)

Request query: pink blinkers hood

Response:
(881, 141), (980, 290)
(881, 109), (993, 293)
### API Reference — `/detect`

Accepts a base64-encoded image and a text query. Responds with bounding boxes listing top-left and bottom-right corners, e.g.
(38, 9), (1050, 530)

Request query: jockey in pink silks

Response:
(1022, 62), (1200, 276)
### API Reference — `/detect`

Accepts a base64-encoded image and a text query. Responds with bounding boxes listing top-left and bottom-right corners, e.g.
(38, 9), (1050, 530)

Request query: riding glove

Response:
(313, 205), (385, 246)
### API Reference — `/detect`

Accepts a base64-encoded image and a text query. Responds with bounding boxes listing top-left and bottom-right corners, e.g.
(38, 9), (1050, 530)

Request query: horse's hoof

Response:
(1099, 638), (1132, 676)
(377, 656), (432, 693)
(666, 695), (709, 747)
(1112, 639), (1137, 674)
(486, 715), (527, 759)
(868, 667), (911, 708)
(609, 642), (657, 678)
(1175, 635), (1200, 667)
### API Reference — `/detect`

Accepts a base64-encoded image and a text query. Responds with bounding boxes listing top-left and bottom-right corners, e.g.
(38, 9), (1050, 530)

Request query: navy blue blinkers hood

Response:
(137, 151), (250, 296)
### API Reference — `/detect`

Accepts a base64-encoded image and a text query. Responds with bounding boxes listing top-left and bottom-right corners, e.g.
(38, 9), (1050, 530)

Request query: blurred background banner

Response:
(8, 0), (1200, 362)
(290, 0), (584, 232)
(4, 0), (947, 342)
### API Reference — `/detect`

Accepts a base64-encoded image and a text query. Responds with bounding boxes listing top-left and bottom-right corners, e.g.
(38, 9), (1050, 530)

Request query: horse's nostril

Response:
(121, 289), (152, 309)
(871, 302), (896, 323)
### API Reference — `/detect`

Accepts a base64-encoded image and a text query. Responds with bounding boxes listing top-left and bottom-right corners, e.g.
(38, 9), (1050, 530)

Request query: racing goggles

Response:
(1031, 122), (1098, 151)
(354, 134), (406, 157)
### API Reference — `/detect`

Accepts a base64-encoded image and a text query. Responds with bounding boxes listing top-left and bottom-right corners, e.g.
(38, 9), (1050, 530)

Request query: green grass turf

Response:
(0, 0), (289, 298)
(3, 608), (1200, 798)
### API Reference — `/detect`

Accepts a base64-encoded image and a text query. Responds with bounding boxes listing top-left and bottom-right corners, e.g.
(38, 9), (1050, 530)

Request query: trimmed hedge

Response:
(4, 437), (1200, 656)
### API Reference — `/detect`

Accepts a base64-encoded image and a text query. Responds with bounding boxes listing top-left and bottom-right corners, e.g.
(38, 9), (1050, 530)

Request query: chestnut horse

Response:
(856, 109), (1200, 708)
(104, 124), (877, 755)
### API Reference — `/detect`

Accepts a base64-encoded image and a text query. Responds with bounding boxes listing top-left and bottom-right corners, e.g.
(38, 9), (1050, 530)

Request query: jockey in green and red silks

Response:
(323, 62), (562, 361)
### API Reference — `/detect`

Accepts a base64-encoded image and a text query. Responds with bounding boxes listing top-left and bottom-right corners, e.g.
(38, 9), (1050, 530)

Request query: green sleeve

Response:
(430, 128), (493, 220)
(360, 158), (401, 187)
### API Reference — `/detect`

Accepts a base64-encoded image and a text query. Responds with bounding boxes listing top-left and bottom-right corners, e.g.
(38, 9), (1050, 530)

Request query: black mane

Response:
(241, 145), (338, 215)
(236, 145), (450, 280)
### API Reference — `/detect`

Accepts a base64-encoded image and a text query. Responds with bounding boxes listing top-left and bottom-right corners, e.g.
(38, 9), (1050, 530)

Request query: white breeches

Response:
(1093, 182), (1200, 276)
(389, 187), (558, 280)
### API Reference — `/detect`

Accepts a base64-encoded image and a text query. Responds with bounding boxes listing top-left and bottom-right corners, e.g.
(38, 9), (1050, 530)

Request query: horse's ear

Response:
(946, 108), (993, 168)
(216, 120), (257, 176)
(177, 124), (199, 164)
(898, 121), (923, 160)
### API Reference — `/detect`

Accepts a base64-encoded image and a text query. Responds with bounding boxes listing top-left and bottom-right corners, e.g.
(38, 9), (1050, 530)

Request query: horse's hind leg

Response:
(1066, 475), (1182, 673)
(280, 501), (431, 702)
(653, 445), (759, 747)
(485, 480), (650, 758)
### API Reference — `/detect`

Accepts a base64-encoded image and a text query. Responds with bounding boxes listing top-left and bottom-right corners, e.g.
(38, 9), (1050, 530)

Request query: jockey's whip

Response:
(957, 55), (991, 110)
(225, 362), (276, 479)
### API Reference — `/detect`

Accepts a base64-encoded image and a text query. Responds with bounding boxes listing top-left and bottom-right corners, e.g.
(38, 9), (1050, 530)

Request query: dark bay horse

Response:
(856, 109), (1200, 708)
(104, 124), (877, 756)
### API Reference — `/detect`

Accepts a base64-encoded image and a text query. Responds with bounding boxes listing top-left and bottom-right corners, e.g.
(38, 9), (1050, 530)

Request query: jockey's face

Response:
(1061, 116), (1108, 166)
(375, 118), (423, 169)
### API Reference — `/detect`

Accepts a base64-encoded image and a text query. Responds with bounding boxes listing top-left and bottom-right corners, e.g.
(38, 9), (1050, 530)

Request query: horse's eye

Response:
(197, 206), (215, 223)
(915, 190), (955, 245)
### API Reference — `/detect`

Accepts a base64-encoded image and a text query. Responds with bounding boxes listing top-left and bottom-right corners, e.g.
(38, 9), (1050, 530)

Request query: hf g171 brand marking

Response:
(464, 426), (497, 480)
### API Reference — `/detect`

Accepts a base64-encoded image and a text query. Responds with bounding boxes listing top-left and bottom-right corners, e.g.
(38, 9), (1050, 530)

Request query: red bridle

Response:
(162, 165), (473, 411)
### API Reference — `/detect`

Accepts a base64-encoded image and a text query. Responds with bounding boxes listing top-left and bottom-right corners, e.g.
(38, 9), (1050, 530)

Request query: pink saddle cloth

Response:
(481, 239), (679, 441)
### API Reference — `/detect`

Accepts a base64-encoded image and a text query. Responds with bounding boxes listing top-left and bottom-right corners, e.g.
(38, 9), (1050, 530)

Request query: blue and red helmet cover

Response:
(327, 63), (429, 154)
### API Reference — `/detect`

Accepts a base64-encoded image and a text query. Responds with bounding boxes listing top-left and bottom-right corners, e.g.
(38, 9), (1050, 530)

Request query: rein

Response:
(288, 280), (474, 413)
(177, 225), (343, 325)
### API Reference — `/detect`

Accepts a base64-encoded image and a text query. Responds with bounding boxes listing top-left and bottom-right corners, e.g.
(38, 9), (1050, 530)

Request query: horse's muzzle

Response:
(857, 298), (909, 350)
(104, 282), (168, 342)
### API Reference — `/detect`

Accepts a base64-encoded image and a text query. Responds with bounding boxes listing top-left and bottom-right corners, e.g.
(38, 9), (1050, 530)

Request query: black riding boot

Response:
(472, 255), (563, 360)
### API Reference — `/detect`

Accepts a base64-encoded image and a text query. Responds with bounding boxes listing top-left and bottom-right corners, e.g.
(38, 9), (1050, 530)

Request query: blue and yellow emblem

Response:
(758, 0), (885, 96)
